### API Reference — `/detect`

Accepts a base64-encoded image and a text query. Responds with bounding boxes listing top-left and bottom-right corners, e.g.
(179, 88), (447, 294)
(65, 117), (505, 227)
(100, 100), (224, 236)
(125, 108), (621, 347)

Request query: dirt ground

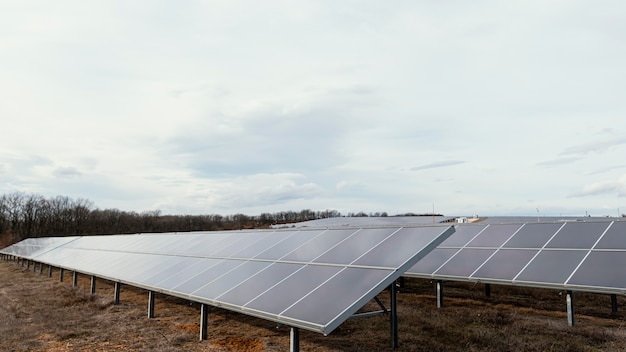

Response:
(2, 259), (626, 351)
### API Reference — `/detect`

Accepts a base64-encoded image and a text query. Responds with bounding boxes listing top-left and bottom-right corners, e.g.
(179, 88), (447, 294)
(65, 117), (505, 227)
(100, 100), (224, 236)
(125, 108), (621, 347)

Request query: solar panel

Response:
(406, 221), (626, 294)
(1, 226), (454, 335)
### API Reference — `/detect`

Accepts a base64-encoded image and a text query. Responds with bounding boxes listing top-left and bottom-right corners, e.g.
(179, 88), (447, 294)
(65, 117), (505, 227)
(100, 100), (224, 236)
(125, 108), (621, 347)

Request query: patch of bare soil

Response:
(2, 260), (626, 351)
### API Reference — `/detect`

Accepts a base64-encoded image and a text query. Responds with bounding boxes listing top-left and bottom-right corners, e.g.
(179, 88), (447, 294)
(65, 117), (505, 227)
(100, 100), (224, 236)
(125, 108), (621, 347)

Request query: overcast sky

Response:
(1, 1), (625, 217)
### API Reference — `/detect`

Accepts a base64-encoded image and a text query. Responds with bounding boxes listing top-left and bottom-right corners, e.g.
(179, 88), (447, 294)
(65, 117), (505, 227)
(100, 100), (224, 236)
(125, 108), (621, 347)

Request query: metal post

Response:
(566, 290), (575, 326)
(114, 282), (121, 305)
(485, 283), (491, 298)
(48, 265), (53, 278)
(59, 268), (64, 282)
(436, 280), (444, 308)
(290, 327), (300, 352)
(33, 262), (37, 272)
(27, 260), (30, 270)
(73, 272), (78, 288)
(390, 282), (398, 349)
(148, 291), (155, 318)
(90, 276), (96, 294)
(611, 294), (618, 313)
(39, 263), (43, 274)
(200, 304), (209, 341)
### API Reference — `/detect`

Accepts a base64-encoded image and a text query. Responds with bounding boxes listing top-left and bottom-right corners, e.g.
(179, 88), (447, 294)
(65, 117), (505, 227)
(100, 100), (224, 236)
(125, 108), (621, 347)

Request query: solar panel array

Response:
(0, 226), (454, 335)
(406, 221), (626, 294)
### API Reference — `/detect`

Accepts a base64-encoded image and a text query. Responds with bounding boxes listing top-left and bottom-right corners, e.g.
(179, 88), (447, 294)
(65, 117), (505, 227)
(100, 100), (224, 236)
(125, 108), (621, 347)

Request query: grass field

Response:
(2, 260), (626, 351)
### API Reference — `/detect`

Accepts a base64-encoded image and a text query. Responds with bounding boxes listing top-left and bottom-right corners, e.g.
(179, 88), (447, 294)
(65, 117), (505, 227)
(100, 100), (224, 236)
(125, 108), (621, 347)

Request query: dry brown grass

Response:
(2, 260), (626, 351)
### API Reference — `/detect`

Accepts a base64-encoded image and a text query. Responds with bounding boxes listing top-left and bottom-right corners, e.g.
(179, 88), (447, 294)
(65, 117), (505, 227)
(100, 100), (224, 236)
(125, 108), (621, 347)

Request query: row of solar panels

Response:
(0, 226), (454, 335)
(406, 221), (626, 294)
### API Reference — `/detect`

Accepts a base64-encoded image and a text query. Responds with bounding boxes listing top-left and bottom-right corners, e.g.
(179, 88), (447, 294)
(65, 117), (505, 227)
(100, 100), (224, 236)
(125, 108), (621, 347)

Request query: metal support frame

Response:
(436, 280), (444, 308)
(26, 260), (30, 270)
(611, 294), (618, 313)
(33, 261), (37, 272)
(485, 283), (491, 298)
(90, 275), (97, 294)
(148, 291), (155, 318)
(39, 263), (43, 274)
(59, 268), (64, 282)
(114, 282), (121, 305)
(48, 265), (53, 278)
(566, 290), (575, 326)
(200, 304), (209, 341)
(290, 327), (300, 352)
(351, 296), (389, 319)
(390, 282), (398, 349)
(73, 272), (78, 288)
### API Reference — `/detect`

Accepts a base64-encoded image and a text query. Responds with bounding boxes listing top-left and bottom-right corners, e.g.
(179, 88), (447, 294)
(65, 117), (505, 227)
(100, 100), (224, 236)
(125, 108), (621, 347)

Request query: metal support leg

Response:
(566, 290), (575, 326)
(485, 283), (491, 298)
(436, 280), (444, 308)
(114, 282), (121, 305)
(73, 272), (78, 288)
(39, 263), (43, 274)
(200, 304), (209, 341)
(33, 262), (37, 272)
(48, 265), (53, 277)
(611, 294), (618, 313)
(59, 268), (64, 282)
(148, 291), (155, 318)
(90, 276), (96, 294)
(390, 282), (398, 349)
(290, 327), (300, 352)
(27, 260), (30, 270)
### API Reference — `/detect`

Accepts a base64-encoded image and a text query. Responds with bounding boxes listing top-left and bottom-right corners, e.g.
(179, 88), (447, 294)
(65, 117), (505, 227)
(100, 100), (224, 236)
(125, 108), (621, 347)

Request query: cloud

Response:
(411, 161), (465, 171)
(569, 176), (626, 198)
(53, 167), (82, 178)
(536, 157), (581, 167)
(561, 135), (626, 156)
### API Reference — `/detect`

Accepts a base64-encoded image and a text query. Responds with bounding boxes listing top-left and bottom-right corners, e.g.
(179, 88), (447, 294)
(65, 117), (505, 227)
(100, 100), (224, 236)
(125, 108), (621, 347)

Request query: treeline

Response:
(0, 192), (347, 244)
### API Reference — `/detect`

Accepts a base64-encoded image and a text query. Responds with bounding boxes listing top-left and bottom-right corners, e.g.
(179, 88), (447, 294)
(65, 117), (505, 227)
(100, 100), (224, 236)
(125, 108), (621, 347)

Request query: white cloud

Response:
(1, 1), (626, 216)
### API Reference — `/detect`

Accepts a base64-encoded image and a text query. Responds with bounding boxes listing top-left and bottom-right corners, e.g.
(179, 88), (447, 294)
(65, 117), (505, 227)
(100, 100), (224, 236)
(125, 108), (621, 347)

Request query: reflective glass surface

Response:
(353, 227), (452, 267)
(515, 250), (587, 284)
(244, 265), (343, 315)
(438, 225), (486, 247)
(503, 223), (563, 248)
(254, 231), (318, 260)
(281, 267), (392, 325)
(218, 262), (303, 306)
(594, 222), (626, 250)
(567, 251), (626, 289)
(407, 248), (460, 275)
(172, 259), (243, 294)
(545, 222), (609, 249)
(466, 224), (522, 248)
(281, 229), (357, 262)
(434, 249), (495, 277)
(312, 228), (396, 265)
(472, 249), (538, 280)
(191, 260), (272, 299)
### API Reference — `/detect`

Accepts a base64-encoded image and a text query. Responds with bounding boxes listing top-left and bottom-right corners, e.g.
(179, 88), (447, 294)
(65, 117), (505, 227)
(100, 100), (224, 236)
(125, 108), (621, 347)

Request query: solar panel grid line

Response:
(181, 260), (247, 298)
(467, 223), (526, 279)
(229, 231), (299, 258)
(276, 266), (347, 318)
(154, 258), (224, 292)
(1, 226), (456, 336)
(254, 230), (330, 261)
(301, 268), (396, 335)
(563, 221), (614, 286)
(429, 225), (489, 276)
(232, 264), (318, 310)
(303, 228), (363, 263)
(510, 222), (567, 282)
(345, 227), (403, 265)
